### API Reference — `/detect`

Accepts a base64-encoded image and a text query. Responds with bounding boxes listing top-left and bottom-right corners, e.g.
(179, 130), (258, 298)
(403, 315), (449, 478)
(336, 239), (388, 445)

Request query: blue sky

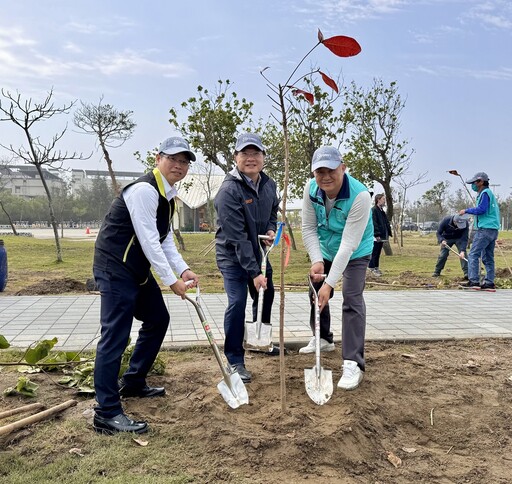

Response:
(1, 0), (511, 201)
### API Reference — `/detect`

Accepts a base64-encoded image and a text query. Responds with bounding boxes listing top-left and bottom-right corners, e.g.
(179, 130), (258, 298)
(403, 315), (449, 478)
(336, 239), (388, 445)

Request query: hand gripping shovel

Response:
(441, 241), (468, 261)
(184, 284), (249, 409)
(304, 275), (333, 405)
(244, 224), (284, 352)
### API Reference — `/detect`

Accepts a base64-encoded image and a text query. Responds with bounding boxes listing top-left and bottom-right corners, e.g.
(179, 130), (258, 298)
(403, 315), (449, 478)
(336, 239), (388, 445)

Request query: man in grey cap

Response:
(301, 146), (374, 390)
(92, 136), (199, 434)
(214, 132), (280, 383)
(459, 172), (500, 290)
(432, 214), (469, 278)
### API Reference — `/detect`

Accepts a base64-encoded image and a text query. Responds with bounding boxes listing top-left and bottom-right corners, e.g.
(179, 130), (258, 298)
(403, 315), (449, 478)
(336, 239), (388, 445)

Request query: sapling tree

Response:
(260, 29), (361, 409)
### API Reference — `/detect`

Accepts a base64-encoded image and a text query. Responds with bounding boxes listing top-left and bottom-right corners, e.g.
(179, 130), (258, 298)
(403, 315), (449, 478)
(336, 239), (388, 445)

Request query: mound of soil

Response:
(15, 278), (87, 296)
(1, 339), (511, 482)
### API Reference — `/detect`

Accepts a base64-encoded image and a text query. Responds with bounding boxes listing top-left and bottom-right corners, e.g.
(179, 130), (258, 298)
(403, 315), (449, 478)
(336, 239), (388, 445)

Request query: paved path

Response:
(1, 289), (511, 351)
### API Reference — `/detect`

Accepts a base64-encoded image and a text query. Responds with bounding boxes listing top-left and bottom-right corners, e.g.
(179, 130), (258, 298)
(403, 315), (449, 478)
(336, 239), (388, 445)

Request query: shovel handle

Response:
(308, 275), (325, 369)
(441, 241), (468, 262)
(183, 285), (234, 383)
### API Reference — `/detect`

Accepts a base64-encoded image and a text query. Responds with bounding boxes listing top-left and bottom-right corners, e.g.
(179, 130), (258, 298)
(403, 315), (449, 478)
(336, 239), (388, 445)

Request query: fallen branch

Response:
(0, 403), (45, 420)
(0, 399), (77, 437)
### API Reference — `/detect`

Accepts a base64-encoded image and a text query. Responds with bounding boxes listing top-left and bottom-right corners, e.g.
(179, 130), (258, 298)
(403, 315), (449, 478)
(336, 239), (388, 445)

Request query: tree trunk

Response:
(100, 138), (120, 196)
(0, 201), (18, 236)
(35, 164), (63, 262)
(174, 229), (186, 251)
(383, 240), (393, 256)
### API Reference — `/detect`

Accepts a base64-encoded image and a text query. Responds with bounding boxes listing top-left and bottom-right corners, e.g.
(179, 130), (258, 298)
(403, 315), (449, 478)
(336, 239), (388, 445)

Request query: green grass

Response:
(2, 230), (512, 294)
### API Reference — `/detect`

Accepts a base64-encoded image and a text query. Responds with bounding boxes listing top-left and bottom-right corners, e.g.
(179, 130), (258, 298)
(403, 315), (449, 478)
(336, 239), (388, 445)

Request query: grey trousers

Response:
(341, 256), (370, 371)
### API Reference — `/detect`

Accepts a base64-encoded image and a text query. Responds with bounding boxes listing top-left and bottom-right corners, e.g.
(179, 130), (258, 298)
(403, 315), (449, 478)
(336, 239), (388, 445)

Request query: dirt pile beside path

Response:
(15, 277), (87, 295)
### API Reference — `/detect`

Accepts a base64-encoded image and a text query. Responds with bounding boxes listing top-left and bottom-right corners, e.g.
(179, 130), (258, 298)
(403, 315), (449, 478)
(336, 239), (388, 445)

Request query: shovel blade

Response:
(243, 321), (273, 352)
(217, 372), (249, 409)
(304, 366), (333, 405)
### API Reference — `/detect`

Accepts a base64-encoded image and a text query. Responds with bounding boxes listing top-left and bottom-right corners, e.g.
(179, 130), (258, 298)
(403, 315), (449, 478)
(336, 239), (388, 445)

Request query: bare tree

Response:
(395, 172), (428, 247)
(74, 96), (136, 195)
(0, 88), (89, 262)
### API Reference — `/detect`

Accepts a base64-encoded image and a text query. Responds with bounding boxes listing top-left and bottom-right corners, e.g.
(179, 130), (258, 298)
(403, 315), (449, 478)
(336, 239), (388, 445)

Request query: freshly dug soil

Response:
(1, 339), (511, 483)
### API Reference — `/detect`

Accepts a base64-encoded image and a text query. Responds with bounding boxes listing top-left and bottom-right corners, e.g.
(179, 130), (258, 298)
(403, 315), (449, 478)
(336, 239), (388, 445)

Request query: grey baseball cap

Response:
(311, 146), (343, 172)
(235, 132), (265, 153)
(465, 172), (489, 184)
(159, 137), (196, 161)
(452, 214), (469, 229)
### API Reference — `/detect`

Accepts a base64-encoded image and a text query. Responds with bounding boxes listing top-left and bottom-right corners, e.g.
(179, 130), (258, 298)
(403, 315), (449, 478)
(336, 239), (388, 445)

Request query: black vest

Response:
(94, 168), (175, 283)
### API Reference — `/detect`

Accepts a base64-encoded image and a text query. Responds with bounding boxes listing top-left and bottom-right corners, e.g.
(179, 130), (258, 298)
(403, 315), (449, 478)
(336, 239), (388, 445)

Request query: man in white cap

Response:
(459, 172), (500, 290)
(432, 214), (469, 278)
(214, 132), (280, 383)
(301, 146), (374, 390)
(92, 136), (199, 434)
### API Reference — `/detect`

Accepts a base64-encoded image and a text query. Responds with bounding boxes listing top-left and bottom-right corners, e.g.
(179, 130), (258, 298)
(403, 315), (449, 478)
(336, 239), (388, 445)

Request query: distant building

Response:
(0, 165), (65, 198)
(2, 164), (226, 231)
(70, 169), (142, 195)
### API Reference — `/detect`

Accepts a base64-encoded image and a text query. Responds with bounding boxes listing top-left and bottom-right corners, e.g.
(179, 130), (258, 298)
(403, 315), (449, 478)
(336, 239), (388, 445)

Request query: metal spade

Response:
(304, 275), (333, 405)
(184, 285), (248, 409)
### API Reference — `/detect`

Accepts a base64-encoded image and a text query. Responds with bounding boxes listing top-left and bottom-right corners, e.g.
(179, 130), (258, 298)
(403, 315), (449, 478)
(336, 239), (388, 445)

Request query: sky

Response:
(1, 0), (511, 202)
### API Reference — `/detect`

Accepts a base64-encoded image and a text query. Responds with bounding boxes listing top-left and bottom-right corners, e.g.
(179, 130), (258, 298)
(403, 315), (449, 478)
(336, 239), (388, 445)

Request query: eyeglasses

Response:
(237, 150), (263, 160)
(160, 153), (191, 166)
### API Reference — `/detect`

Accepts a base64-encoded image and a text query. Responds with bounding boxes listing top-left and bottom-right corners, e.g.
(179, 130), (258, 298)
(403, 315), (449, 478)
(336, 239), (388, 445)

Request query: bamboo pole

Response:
(0, 403), (45, 420)
(0, 399), (77, 437)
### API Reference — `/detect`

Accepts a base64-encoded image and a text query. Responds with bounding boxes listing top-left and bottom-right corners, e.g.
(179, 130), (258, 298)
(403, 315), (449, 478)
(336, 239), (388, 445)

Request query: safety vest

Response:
(309, 174), (374, 261)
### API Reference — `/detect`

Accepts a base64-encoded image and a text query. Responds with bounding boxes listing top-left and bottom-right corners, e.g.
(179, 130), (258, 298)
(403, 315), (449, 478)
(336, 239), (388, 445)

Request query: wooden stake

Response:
(0, 399), (77, 437)
(0, 403), (45, 420)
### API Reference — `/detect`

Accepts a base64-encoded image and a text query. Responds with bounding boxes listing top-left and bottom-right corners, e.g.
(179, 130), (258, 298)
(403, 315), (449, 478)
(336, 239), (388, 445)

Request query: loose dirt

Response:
(1, 339), (511, 483)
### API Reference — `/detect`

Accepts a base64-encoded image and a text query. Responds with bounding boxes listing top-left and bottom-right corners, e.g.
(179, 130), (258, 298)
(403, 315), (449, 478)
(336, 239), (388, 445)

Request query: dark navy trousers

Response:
(219, 264), (274, 366)
(93, 269), (169, 418)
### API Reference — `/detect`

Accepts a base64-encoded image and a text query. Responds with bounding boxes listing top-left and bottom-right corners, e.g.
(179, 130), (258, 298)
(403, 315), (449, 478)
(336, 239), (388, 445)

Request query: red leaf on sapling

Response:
(319, 71), (338, 93)
(292, 89), (314, 105)
(322, 36), (361, 57)
(318, 29), (324, 42)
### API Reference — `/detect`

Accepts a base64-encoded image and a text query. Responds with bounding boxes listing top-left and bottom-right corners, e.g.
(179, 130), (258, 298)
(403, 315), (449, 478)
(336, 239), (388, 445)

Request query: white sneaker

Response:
(337, 360), (363, 390)
(298, 337), (335, 354)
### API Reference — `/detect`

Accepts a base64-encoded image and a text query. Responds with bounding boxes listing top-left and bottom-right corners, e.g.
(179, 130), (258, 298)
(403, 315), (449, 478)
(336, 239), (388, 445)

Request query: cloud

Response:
(411, 64), (512, 80)
(0, 20), (194, 85)
(300, 0), (406, 23)
(0, 28), (37, 48)
(464, 1), (512, 30)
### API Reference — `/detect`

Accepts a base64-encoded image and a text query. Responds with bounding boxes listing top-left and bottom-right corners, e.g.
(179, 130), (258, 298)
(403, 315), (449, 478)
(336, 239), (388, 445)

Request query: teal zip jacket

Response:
(309, 174), (374, 261)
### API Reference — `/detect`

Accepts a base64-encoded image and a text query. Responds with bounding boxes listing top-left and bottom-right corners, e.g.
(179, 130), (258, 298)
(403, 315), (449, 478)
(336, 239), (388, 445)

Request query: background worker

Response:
(432, 214), (469, 279)
(459, 172), (500, 290)
(301, 146), (374, 390)
(368, 193), (392, 277)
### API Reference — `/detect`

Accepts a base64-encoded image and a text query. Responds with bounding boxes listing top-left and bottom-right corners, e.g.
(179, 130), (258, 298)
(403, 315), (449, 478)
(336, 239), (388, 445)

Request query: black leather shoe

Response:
(93, 413), (148, 435)
(119, 379), (166, 398)
(231, 363), (252, 383)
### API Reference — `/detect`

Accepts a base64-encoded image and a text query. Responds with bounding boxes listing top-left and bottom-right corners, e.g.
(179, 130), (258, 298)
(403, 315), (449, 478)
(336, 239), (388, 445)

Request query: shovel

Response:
(184, 284), (249, 409)
(244, 224), (284, 352)
(304, 275), (333, 405)
(441, 241), (468, 261)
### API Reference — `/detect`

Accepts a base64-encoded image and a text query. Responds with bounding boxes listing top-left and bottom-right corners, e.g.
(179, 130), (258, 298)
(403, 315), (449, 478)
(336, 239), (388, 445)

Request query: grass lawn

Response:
(1, 230), (512, 294)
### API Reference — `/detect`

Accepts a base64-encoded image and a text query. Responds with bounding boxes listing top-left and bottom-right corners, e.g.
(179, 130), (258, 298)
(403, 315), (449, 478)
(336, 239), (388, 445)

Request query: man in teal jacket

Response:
(301, 146), (374, 390)
(459, 172), (500, 290)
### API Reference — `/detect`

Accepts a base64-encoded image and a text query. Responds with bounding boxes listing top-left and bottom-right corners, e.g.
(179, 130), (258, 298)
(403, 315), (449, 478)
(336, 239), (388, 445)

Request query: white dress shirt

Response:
(123, 174), (189, 286)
